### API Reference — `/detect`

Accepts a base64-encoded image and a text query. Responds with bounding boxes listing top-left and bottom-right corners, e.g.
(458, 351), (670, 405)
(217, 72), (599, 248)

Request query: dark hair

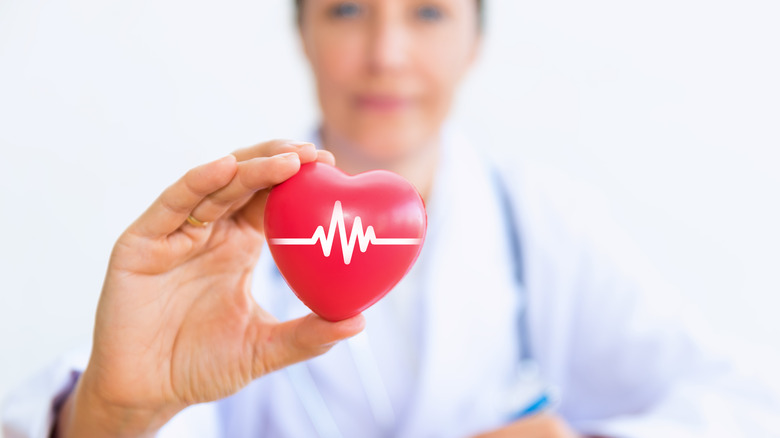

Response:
(294, 0), (485, 30)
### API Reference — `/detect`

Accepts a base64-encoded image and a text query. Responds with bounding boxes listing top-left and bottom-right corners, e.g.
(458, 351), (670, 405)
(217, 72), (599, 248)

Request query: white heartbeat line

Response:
(269, 201), (422, 265)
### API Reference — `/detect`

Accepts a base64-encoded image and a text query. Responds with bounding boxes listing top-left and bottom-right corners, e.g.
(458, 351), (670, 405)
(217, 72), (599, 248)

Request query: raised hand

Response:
(55, 140), (365, 438)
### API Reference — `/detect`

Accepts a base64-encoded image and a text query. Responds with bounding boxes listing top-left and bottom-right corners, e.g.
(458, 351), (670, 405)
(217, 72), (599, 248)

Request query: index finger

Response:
(127, 154), (239, 239)
(232, 139), (317, 163)
(127, 140), (319, 240)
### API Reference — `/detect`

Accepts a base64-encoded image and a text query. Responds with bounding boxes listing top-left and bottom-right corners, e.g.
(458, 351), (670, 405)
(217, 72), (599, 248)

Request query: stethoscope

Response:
(270, 168), (554, 438)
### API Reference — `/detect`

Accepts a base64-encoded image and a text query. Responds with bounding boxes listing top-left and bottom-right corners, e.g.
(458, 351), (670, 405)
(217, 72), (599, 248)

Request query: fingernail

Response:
(279, 152), (299, 160)
(290, 141), (315, 148)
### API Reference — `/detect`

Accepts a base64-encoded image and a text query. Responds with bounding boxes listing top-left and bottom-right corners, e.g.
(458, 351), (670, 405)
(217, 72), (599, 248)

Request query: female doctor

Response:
(3, 0), (779, 437)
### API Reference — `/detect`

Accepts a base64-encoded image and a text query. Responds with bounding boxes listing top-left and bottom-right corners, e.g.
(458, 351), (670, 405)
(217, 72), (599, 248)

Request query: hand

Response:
(472, 413), (581, 438)
(55, 140), (365, 438)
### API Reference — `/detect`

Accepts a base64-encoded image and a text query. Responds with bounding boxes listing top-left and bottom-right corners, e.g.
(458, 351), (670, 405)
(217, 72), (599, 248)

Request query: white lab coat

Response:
(4, 129), (780, 438)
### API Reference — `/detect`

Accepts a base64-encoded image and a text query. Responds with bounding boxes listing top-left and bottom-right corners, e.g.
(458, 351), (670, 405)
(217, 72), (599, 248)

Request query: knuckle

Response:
(182, 170), (211, 197)
(160, 193), (190, 214)
(202, 191), (234, 208)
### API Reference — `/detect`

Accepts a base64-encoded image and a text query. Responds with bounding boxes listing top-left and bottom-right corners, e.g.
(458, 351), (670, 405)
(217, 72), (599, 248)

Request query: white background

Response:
(1, 0), (779, 423)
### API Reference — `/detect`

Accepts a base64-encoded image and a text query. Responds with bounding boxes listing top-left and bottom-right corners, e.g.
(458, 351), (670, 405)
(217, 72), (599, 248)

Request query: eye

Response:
(416, 4), (444, 22)
(329, 2), (363, 19)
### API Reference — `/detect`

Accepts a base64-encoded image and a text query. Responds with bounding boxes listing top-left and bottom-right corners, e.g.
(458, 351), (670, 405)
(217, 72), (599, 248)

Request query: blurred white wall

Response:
(1, 0), (779, 419)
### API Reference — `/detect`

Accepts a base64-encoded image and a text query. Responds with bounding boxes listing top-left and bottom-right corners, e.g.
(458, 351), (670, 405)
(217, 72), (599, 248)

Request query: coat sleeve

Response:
(506, 162), (780, 437)
(2, 346), (88, 438)
(1, 344), (222, 438)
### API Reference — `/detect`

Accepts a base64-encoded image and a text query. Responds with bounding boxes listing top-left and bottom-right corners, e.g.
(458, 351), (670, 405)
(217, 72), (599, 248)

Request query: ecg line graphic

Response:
(269, 200), (422, 265)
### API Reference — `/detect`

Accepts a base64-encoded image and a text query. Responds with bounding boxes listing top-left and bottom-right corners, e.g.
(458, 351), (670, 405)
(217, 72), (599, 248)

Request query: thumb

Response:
(254, 313), (366, 377)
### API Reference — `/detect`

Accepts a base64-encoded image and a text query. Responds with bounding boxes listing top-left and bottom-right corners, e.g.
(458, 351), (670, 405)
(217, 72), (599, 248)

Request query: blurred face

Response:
(299, 0), (480, 165)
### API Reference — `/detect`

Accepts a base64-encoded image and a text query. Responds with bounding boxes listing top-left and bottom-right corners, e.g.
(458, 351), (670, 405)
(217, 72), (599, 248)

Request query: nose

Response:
(366, 17), (411, 75)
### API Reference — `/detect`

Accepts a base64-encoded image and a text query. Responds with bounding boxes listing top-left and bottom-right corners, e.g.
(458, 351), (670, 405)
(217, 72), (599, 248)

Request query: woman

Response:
(3, 0), (778, 437)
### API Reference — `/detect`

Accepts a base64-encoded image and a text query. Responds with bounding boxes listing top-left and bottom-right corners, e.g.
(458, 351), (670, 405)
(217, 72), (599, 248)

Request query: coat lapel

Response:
(395, 131), (523, 437)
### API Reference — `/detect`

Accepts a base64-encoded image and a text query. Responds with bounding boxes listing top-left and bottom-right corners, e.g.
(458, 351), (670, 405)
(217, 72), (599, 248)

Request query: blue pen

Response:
(510, 391), (555, 420)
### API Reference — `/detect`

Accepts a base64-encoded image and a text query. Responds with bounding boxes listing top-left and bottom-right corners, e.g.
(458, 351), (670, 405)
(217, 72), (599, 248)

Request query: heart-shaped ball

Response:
(264, 162), (427, 321)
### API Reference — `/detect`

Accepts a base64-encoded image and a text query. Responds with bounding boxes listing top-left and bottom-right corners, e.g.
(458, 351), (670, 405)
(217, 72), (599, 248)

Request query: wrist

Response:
(55, 372), (179, 438)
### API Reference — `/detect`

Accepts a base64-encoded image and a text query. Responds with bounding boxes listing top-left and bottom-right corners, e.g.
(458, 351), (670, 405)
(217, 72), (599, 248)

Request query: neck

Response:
(320, 128), (441, 200)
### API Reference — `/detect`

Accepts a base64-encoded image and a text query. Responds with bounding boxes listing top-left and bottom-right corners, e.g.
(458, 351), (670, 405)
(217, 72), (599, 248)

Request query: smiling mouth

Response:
(355, 95), (412, 112)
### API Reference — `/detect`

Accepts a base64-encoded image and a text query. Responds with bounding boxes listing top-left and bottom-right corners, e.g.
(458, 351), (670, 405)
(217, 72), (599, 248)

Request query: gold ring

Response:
(186, 215), (210, 227)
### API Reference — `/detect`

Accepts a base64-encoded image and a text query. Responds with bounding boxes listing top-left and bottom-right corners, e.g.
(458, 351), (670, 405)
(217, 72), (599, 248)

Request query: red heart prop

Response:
(264, 162), (427, 321)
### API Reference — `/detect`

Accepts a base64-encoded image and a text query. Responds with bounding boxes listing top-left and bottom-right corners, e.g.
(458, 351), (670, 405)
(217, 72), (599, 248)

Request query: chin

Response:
(348, 122), (434, 165)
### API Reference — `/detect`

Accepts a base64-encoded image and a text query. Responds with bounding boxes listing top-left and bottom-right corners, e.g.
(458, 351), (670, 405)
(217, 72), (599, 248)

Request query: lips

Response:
(355, 95), (412, 111)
